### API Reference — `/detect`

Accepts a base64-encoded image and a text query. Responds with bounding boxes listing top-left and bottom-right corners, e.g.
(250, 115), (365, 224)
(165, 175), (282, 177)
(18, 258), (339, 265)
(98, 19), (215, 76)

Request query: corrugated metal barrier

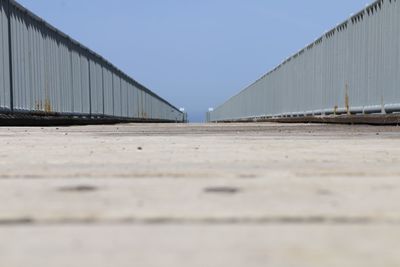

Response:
(0, 0), (184, 123)
(208, 0), (400, 123)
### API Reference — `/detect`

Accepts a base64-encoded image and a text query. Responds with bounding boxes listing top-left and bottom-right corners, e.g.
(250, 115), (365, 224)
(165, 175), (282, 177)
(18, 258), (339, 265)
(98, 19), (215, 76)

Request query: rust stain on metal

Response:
(345, 84), (350, 115)
(44, 98), (52, 113)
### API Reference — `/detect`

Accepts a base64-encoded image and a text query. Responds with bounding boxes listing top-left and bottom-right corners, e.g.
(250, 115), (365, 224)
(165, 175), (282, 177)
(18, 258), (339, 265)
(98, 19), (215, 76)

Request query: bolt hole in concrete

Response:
(204, 186), (241, 195)
(58, 185), (98, 193)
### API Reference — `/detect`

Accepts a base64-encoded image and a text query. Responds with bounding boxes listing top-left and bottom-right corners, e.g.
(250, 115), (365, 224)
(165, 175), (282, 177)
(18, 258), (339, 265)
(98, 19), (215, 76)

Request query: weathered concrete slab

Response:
(1, 177), (400, 224)
(1, 123), (400, 266)
(1, 225), (399, 267)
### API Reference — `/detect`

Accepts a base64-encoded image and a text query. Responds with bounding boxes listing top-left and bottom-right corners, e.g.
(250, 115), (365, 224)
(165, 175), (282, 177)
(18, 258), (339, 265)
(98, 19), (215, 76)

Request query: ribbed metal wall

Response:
(208, 0), (400, 122)
(0, 0), (183, 122)
(0, 1), (10, 110)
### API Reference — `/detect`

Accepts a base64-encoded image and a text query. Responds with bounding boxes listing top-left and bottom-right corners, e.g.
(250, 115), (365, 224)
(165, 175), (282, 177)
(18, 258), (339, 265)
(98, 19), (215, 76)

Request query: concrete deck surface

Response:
(1, 123), (400, 267)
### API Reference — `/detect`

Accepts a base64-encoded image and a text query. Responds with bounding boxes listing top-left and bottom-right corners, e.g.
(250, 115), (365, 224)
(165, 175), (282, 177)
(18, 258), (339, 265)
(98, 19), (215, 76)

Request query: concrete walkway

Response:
(1, 123), (400, 267)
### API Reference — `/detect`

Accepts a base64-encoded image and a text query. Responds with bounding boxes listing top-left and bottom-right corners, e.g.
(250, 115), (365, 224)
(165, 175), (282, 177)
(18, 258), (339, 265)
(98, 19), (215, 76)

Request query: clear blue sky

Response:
(18, 0), (368, 122)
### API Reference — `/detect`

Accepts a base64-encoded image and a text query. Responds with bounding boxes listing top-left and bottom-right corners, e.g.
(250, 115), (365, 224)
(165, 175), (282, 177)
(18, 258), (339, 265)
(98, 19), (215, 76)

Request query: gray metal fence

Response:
(208, 0), (400, 122)
(0, 0), (183, 122)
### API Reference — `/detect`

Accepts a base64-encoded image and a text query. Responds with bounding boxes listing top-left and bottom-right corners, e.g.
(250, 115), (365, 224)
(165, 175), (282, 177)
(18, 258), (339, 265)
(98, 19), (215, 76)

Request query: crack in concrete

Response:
(0, 216), (398, 227)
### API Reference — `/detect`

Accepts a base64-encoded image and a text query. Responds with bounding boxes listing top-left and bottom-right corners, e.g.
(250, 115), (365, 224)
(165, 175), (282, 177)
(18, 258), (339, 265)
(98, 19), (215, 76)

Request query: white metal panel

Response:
(112, 74), (121, 117)
(6, 0), (182, 121)
(89, 59), (103, 115)
(0, 1), (10, 110)
(103, 67), (113, 116)
(209, 0), (399, 122)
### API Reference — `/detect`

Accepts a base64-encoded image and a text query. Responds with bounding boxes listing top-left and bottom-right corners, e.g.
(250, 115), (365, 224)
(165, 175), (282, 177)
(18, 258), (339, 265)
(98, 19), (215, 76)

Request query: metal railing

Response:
(208, 0), (399, 123)
(0, 0), (184, 122)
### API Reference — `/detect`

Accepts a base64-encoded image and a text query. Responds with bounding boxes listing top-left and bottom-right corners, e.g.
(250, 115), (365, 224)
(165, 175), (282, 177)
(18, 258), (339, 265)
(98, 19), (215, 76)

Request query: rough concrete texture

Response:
(1, 123), (400, 267)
